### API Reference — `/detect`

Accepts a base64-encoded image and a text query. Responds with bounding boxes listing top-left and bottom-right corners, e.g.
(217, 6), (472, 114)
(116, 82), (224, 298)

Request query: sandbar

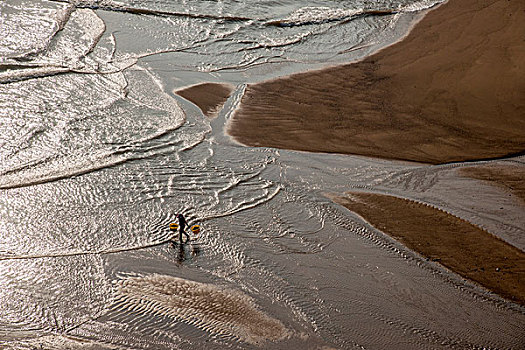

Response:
(176, 83), (234, 118)
(228, 0), (525, 164)
(330, 192), (525, 305)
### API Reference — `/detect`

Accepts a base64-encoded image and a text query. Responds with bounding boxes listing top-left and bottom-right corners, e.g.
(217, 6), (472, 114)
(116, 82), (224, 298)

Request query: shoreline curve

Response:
(227, 0), (525, 164)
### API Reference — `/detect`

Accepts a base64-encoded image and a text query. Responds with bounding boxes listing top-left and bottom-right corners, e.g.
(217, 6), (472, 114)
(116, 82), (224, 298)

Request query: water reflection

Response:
(170, 241), (201, 263)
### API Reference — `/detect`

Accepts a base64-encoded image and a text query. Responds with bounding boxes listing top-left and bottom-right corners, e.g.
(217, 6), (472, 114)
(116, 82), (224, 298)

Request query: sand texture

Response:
(330, 192), (525, 305)
(176, 83), (234, 118)
(116, 274), (289, 344)
(228, 0), (525, 164)
(460, 164), (525, 204)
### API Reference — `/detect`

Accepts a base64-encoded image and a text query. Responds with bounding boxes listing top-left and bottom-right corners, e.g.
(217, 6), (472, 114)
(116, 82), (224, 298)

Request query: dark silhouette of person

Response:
(176, 213), (190, 243)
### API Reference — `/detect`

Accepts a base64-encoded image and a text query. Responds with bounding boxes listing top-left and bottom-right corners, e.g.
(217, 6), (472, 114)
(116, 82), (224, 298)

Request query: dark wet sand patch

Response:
(228, 0), (525, 164)
(460, 165), (525, 204)
(329, 192), (525, 305)
(176, 82), (234, 118)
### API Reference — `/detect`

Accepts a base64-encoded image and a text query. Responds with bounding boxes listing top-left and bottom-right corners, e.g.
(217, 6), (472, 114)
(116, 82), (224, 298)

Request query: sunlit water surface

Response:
(1, 0), (524, 349)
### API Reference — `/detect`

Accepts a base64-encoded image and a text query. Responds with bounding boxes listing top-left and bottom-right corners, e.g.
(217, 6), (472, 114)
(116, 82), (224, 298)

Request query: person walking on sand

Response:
(176, 213), (190, 243)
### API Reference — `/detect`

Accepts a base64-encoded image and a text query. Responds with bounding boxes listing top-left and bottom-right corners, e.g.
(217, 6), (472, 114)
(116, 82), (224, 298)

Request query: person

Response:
(176, 213), (190, 243)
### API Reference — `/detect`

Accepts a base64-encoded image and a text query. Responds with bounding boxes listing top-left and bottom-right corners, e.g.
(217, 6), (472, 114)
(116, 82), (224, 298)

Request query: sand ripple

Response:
(114, 274), (289, 344)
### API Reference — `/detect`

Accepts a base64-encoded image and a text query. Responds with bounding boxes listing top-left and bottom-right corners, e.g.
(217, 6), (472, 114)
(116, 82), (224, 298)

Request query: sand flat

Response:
(115, 274), (289, 344)
(330, 192), (525, 305)
(228, 0), (525, 164)
(460, 165), (525, 204)
(176, 83), (234, 118)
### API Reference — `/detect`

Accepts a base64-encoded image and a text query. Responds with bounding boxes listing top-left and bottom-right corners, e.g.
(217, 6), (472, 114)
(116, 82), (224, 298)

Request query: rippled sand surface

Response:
(1, 0), (524, 349)
(330, 191), (525, 305)
(228, 0), (525, 164)
(115, 274), (288, 344)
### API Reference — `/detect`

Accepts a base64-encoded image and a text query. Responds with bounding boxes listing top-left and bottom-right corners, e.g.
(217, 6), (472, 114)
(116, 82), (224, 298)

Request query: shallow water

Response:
(1, 0), (525, 349)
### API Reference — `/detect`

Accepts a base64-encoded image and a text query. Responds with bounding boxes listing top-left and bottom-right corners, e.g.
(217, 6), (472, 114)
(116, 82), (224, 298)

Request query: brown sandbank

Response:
(176, 83), (234, 118)
(460, 165), (525, 204)
(329, 192), (525, 305)
(228, 0), (525, 164)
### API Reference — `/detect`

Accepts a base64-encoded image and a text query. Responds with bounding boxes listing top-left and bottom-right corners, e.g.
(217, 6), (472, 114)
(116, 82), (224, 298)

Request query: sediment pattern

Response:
(331, 192), (525, 305)
(114, 274), (289, 344)
(176, 83), (234, 118)
(228, 0), (525, 164)
(460, 165), (525, 204)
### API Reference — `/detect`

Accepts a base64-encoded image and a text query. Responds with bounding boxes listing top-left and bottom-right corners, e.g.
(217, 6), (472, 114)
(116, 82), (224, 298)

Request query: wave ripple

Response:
(114, 274), (289, 344)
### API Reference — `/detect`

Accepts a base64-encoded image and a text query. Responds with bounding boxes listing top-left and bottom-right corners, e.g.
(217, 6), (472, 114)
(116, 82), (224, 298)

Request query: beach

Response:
(228, 0), (525, 164)
(226, 0), (525, 305)
(2, 0), (525, 348)
(461, 164), (525, 203)
(329, 192), (525, 305)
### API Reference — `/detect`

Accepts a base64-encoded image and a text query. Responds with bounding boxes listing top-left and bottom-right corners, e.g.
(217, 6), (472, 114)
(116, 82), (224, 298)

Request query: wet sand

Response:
(116, 274), (289, 344)
(329, 192), (525, 305)
(227, 0), (525, 164)
(460, 164), (525, 204)
(176, 83), (234, 118)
